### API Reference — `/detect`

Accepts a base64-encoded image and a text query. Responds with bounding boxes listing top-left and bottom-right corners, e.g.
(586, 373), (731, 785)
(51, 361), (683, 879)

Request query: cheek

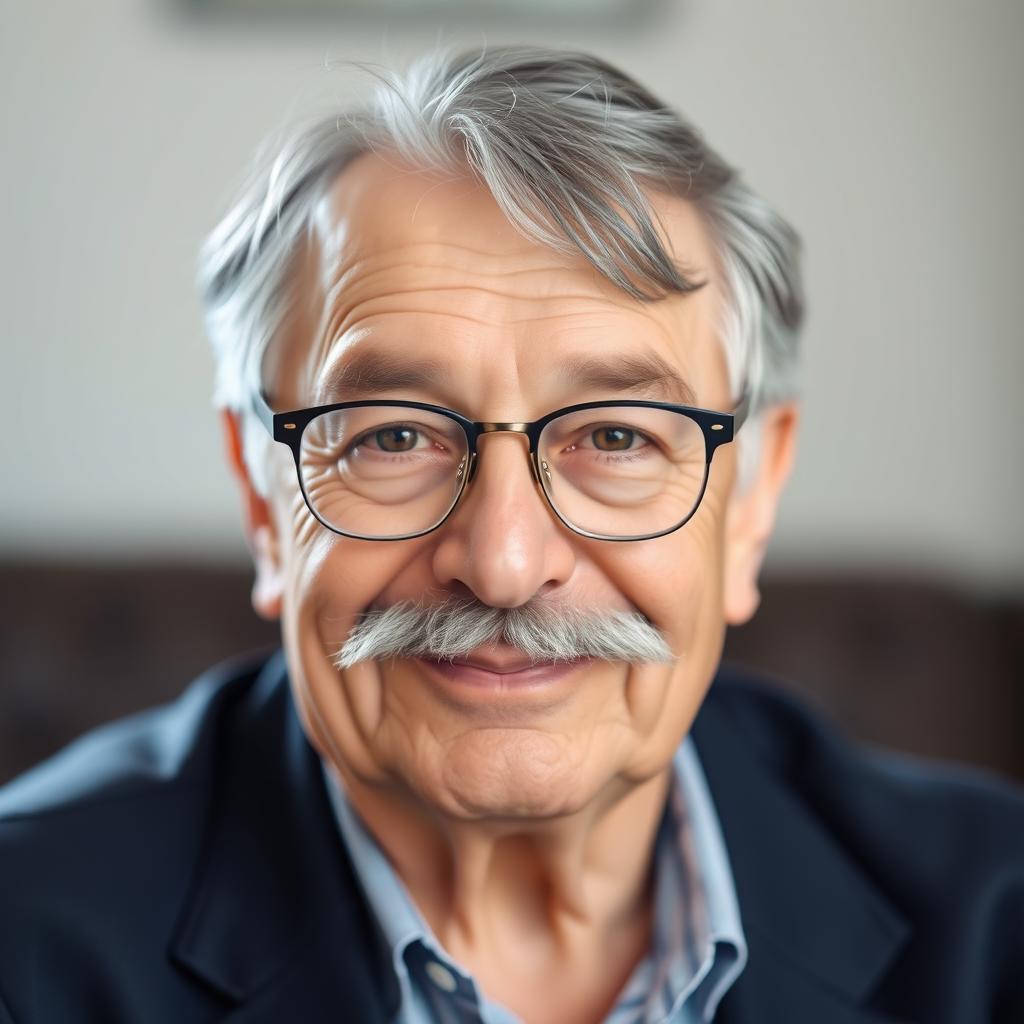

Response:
(276, 512), (418, 784)
(603, 481), (727, 654)
(607, 494), (730, 778)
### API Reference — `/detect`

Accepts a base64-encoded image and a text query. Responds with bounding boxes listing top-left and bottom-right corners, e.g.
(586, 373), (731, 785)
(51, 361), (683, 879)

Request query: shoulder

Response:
(703, 660), (1024, 886)
(0, 648), (273, 824)
(0, 649), (280, 1011)
(696, 664), (1024, 1020)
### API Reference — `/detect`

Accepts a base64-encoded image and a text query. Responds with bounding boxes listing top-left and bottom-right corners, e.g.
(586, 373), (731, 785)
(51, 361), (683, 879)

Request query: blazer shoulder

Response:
(0, 649), (285, 1022)
(0, 647), (274, 824)
(705, 660), (1024, 861)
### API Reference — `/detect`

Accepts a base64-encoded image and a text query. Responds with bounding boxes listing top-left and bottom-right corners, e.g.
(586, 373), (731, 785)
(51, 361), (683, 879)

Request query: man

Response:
(0, 46), (1022, 1024)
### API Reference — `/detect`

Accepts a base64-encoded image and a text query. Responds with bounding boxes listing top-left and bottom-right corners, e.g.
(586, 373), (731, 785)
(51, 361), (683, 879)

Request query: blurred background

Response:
(1, 0), (1021, 785)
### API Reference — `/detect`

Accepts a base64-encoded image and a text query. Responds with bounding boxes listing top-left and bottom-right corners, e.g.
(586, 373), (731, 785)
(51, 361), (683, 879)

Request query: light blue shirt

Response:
(322, 736), (747, 1024)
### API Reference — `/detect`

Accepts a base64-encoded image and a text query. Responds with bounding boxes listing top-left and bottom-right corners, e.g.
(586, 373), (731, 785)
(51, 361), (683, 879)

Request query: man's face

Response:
(250, 152), (760, 820)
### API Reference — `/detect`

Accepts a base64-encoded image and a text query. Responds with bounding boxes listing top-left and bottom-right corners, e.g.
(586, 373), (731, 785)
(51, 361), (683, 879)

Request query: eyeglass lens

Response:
(297, 405), (710, 540)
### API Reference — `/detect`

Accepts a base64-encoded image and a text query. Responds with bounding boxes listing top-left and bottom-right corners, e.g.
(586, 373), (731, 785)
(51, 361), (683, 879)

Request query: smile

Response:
(413, 652), (595, 700)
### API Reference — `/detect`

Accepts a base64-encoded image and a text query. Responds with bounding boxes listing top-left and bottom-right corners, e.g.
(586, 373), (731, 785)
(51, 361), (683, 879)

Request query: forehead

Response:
(272, 152), (727, 409)
(315, 151), (718, 289)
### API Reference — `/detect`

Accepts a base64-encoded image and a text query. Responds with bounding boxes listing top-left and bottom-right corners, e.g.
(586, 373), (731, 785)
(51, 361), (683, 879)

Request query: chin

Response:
(429, 728), (598, 820)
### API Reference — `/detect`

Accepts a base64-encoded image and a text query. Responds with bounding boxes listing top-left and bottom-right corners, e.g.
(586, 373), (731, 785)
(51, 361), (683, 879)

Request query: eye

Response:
(372, 426), (419, 453)
(591, 426), (636, 452)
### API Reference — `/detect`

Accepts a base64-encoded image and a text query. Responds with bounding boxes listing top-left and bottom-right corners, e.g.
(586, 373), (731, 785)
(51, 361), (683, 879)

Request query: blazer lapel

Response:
(167, 649), (400, 1022)
(691, 666), (913, 1024)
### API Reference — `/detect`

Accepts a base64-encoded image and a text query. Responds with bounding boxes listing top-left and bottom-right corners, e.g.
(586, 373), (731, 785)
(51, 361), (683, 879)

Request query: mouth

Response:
(413, 643), (595, 697)
(442, 642), (562, 674)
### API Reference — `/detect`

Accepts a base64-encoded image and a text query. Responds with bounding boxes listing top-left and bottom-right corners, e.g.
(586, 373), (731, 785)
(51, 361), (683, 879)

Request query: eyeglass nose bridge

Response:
(463, 421), (546, 488)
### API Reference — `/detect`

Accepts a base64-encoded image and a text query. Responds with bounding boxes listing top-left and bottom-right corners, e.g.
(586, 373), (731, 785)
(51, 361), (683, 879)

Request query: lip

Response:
(446, 647), (548, 674)
(414, 654), (594, 701)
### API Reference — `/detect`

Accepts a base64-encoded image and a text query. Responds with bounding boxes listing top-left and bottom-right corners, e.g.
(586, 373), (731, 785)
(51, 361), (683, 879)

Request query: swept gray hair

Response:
(198, 46), (803, 498)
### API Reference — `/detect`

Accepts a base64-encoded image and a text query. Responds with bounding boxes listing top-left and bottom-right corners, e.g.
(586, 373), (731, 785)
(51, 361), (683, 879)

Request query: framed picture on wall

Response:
(185, 0), (652, 19)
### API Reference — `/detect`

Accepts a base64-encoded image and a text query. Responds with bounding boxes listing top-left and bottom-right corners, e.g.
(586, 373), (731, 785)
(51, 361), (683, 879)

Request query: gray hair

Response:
(198, 45), (803, 498)
(335, 593), (674, 669)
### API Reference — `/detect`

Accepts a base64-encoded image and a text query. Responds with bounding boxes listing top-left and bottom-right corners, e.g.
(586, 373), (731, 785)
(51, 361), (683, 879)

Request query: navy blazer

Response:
(1, 648), (1022, 1023)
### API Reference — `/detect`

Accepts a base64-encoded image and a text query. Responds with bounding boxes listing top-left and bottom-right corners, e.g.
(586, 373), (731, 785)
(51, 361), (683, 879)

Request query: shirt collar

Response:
(321, 759), (440, 1006)
(321, 735), (747, 1023)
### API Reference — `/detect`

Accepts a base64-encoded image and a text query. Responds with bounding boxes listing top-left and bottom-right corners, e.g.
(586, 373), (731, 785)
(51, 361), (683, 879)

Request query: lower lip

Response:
(415, 656), (593, 699)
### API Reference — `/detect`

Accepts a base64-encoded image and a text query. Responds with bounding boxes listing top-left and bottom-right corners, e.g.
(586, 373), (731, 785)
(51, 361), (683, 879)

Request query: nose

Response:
(430, 431), (577, 608)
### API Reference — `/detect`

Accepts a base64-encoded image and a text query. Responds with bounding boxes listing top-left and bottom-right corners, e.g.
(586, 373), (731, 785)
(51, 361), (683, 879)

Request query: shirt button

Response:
(424, 960), (459, 993)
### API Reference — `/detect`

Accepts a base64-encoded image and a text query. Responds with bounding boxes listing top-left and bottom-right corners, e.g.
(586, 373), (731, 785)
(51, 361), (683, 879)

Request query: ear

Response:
(220, 409), (284, 621)
(721, 401), (800, 626)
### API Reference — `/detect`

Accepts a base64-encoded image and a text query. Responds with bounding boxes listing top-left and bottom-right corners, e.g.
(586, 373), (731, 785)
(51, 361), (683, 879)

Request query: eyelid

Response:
(354, 423), (423, 444)
(579, 426), (651, 449)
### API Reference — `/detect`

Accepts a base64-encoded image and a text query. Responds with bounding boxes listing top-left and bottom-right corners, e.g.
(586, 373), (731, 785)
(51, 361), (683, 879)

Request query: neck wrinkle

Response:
(330, 756), (672, 971)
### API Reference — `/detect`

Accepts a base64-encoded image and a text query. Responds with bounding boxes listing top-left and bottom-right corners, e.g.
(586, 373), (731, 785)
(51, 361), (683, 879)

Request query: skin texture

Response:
(222, 152), (799, 1024)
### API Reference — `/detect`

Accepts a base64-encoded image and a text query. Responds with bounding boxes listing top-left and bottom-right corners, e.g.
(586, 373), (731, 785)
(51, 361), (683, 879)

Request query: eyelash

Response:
(350, 426), (446, 458)
(346, 421), (660, 464)
(565, 425), (655, 456)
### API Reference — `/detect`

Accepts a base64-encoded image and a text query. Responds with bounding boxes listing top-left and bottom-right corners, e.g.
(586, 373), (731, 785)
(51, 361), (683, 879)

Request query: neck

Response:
(328, 758), (671, 977)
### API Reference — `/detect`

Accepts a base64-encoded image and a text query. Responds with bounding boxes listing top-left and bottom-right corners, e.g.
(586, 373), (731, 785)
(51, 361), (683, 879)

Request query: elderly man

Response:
(1, 46), (1022, 1024)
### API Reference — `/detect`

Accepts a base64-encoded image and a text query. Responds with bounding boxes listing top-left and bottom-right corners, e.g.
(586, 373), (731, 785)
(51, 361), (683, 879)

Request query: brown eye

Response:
(592, 426), (634, 451)
(375, 427), (418, 452)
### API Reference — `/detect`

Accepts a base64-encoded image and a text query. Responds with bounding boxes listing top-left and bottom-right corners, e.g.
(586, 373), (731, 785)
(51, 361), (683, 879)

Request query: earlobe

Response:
(220, 410), (285, 622)
(722, 497), (764, 626)
(250, 523), (285, 621)
(722, 541), (763, 626)
(721, 402), (800, 628)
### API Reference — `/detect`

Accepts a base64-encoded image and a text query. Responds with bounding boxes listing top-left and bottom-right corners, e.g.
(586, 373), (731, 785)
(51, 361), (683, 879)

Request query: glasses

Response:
(252, 388), (749, 542)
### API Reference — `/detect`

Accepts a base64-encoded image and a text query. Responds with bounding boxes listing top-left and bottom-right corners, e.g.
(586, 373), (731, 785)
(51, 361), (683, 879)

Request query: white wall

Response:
(1, 0), (1021, 591)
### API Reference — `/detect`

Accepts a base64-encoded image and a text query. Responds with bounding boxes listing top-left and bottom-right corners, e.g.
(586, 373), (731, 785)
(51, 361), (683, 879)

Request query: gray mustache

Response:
(333, 595), (674, 669)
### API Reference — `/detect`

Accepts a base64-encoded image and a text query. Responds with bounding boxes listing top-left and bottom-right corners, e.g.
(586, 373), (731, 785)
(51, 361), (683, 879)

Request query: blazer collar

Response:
(167, 649), (401, 1018)
(167, 651), (909, 1022)
(690, 664), (912, 1022)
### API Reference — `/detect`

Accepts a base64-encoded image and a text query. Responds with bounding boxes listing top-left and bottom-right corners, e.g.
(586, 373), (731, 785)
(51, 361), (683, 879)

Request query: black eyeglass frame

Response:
(251, 388), (750, 543)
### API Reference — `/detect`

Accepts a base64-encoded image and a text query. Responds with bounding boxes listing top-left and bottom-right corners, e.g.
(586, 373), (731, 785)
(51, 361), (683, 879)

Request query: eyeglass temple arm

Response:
(732, 388), (751, 433)
(251, 389), (276, 437)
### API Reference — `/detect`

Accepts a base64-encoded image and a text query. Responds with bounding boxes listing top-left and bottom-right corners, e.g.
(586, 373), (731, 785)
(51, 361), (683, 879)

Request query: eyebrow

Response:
(312, 348), (697, 408)
(557, 353), (698, 406)
(313, 351), (448, 406)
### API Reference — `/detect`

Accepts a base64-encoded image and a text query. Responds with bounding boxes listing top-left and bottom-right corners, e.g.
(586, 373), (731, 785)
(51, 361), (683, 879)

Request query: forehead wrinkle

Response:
(326, 256), (594, 311)
(302, 182), (719, 405)
(318, 271), (645, 348)
(313, 308), (508, 383)
(311, 192), (689, 344)
(323, 295), (529, 352)
(318, 236), (556, 290)
(341, 238), (542, 265)
(306, 283), (704, 408)
(315, 221), (603, 294)
(535, 302), (699, 362)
